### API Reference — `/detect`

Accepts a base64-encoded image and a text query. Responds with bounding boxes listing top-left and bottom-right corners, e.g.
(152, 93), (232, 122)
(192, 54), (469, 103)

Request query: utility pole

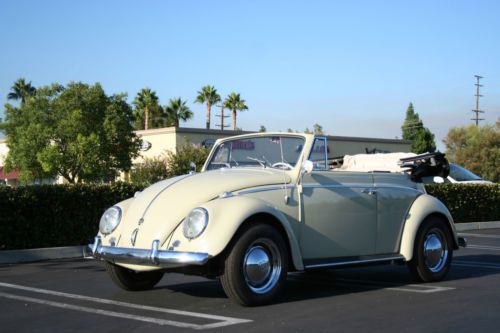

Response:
(471, 75), (484, 126)
(215, 103), (230, 131)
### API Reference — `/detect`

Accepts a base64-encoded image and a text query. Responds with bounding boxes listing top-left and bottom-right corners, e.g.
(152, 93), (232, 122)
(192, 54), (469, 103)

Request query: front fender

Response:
(399, 194), (458, 261)
(167, 196), (304, 271)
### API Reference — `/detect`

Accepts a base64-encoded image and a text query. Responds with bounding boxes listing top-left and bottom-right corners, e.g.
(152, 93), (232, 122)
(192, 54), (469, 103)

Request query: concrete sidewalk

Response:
(1, 221), (498, 265)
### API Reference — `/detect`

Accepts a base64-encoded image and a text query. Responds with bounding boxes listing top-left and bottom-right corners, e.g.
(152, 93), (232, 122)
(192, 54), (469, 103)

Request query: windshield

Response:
(206, 135), (305, 170)
(449, 164), (483, 181)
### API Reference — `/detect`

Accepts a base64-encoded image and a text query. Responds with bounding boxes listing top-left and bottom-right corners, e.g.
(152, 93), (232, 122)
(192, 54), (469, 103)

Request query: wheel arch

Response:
(399, 194), (459, 261)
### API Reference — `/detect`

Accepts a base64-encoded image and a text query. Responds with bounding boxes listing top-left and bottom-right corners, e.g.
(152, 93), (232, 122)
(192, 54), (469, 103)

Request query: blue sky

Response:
(1, 0), (499, 150)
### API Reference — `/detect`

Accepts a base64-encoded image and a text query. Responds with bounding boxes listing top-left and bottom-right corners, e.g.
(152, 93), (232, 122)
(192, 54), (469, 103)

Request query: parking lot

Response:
(1, 228), (499, 332)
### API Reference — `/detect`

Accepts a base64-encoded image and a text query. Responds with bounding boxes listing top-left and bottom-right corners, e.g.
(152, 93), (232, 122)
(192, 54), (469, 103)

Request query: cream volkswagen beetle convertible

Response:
(89, 133), (466, 306)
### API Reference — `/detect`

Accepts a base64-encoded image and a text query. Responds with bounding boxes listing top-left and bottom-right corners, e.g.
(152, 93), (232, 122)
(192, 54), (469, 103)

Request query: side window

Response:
(309, 137), (328, 170)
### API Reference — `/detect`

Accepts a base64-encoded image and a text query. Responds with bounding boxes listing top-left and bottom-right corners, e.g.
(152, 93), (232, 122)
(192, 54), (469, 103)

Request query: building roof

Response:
(0, 166), (20, 180)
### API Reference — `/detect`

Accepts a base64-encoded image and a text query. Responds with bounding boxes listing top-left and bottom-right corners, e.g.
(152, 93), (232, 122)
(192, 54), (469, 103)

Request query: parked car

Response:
(447, 163), (493, 184)
(89, 133), (466, 306)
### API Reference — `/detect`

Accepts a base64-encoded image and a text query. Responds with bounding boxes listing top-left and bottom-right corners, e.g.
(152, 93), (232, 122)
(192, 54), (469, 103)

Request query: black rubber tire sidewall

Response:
(408, 216), (453, 282)
(105, 261), (164, 291)
(220, 223), (288, 306)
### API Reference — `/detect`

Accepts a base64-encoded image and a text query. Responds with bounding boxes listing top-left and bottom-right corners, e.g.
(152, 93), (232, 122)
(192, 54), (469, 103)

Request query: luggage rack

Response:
(398, 152), (450, 182)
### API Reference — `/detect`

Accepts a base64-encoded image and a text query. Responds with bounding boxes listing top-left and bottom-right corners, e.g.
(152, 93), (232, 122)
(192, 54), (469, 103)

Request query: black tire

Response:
(408, 216), (453, 282)
(220, 223), (288, 306)
(105, 261), (164, 291)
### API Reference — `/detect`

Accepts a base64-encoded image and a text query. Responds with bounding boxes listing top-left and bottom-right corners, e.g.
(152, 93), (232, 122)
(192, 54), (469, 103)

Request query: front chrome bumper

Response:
(87, 236), (210, 267)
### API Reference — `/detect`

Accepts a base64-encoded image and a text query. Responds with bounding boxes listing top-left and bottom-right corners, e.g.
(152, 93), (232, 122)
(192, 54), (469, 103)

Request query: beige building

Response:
(0, 127), (411, 186)
(136, 127), (411, 161)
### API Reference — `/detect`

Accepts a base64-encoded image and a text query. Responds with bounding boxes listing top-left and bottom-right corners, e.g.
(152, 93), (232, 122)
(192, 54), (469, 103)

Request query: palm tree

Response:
(7, 78), (36, 105)
(195, 85), (221, 130)
(133, 88), (160, 130)
(164, 98), (193, 127)
(224, 92), (248, 130)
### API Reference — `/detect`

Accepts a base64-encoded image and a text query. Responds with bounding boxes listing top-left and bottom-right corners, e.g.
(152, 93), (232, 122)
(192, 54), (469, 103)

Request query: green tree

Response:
(164, 98), (193, 127)
(259, 125), (266, 132)
(195, 85), (221, 130)
(444, 122), (500, 182)
(224, 92), (248, 130)
(7, 78), (37, 106)
(304, 127), (312, 134)
(313, 123), (324, 135)
(2, 82), (139, 183)
(133, 88), (163, 130)
(401, 102), (436, 153)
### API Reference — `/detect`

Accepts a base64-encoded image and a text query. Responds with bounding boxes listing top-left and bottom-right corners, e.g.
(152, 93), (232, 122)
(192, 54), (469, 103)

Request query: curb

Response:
(0, 246), (85, 265)
(454, 221), (500, 231)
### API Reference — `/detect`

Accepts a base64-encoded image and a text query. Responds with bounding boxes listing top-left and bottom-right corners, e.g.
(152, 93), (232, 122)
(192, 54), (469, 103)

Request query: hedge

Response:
(0, 183), (141, 250)
(425, 183), (500, 223)
(0, 183), (498, 250)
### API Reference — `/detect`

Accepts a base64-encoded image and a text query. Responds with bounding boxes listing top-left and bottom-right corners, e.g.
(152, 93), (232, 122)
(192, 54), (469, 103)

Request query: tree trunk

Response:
(220, 103), (225, 131)
(206, 103), (211, 130)
(175, 115), (179, 128)
(145, 105), (149, 130)
(232, 110), (237, 130)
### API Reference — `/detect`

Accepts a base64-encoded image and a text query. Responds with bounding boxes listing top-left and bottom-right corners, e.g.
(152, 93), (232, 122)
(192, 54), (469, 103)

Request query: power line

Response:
(471, 75), (484, 126)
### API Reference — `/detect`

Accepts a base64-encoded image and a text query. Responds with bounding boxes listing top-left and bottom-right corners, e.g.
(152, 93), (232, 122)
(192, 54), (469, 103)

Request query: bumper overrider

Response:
(88, 236), (211, 267)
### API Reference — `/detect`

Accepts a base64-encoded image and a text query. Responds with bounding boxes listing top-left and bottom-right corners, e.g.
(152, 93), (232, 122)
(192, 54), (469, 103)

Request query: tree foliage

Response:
(164, 97), (193, 127)
(129, 157), (168, 186)
(259, 125), (266, 132)
(133, 88), (165, 130)
(165, 143), (210, 176)
(224, 92), (248, 130)
(7, 78), (37, 105)
(195, 85), (221, 130)
(443, 121), (500, 182)
(401, 103), (436, 153)
(2, 82), (139, 183)
(313, 123), (324, 135)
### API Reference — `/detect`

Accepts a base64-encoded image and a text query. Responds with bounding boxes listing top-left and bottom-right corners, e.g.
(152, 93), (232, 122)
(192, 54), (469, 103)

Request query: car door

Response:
(299, 169), (378, 262)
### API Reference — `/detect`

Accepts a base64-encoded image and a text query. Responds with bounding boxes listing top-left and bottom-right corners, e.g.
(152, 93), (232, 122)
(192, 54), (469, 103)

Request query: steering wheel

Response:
(271, 162), (293, 170)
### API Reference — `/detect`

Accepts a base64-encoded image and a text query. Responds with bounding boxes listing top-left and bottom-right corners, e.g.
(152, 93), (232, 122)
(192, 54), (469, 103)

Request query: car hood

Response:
(112, 168), (292, 249)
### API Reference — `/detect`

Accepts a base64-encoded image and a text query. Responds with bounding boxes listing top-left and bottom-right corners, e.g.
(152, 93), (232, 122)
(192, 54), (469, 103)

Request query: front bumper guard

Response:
(88, 236), (210, 267)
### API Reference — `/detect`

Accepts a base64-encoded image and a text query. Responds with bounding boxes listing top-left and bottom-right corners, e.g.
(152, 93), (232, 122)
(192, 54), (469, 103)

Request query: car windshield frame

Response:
(205, 135), (306, 171)
(449, 164), (483, 181)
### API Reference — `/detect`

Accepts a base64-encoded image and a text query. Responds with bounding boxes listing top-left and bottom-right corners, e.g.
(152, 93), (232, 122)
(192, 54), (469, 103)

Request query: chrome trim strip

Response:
(304, 255), (405, 269)
(302, 184), (423, 193)
(88, 237), (210, 267)
(238, 185), (296, 196)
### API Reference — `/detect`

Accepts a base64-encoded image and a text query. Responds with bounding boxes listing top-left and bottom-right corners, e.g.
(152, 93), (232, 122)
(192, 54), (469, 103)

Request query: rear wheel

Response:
(408, 216), (453, 282)
(105, 261), (164, 291)
(220, 223), (288, 306)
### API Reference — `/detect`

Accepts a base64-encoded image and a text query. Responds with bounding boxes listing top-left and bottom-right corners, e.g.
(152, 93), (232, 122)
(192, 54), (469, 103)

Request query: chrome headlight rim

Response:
(99, 206), (122, 235)
(183, 207), (209, 240)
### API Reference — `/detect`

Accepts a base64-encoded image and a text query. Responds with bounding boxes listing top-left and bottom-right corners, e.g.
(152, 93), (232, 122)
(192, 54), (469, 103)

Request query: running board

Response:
(304, 255), (406, 270)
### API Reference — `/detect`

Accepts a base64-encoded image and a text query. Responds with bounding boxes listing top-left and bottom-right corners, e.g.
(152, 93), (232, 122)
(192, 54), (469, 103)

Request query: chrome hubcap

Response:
(243, 239), (282, 294)
(423, 229), (448, 273)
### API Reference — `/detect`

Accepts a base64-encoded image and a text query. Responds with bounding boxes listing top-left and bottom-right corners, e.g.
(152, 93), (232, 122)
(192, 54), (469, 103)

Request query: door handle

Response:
(362, 188), (377, 195)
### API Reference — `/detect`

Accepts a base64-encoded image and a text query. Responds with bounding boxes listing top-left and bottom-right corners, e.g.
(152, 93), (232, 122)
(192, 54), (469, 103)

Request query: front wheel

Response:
(105, 261), (164, 291)
(407, 216), (453, 282)
(220, 223), (288, 306)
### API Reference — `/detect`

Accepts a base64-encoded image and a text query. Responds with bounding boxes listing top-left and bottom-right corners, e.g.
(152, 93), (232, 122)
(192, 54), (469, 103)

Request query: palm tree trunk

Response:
(175, 115), (179, 128)
(206, 103), (211, 130)
(145, 105), (149, 130)
(232, 110), (237, 130)
(220, 103), (225, 131)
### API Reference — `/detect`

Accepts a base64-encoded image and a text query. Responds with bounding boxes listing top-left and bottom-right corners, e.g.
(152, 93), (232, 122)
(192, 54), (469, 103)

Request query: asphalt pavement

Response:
(1, 229), (499, 333)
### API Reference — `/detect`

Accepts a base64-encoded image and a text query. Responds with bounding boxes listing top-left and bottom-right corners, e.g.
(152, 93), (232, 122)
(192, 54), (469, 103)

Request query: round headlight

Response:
(183, 208), (208, 240)
(99, 206), (122, 235)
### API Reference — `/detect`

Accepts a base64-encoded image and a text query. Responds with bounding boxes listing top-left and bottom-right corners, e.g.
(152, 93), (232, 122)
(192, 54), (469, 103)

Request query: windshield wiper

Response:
(247, 156), (267, 168)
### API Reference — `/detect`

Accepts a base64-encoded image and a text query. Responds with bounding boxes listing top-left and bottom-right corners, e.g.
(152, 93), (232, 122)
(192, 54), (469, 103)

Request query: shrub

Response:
(0, 183), (141, 250)
(425, 183), (500, 223)
(130, 157), (168, 187)
(165, 143), (210, 176)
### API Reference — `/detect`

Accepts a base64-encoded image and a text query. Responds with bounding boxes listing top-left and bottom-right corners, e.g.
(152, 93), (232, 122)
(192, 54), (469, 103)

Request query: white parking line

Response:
(0, 282), (251, 330)
(465, 245), (500, 252)
(288, 275), (455, 293)
(458, 233), (500, 239)
(453, 260), (500, 270)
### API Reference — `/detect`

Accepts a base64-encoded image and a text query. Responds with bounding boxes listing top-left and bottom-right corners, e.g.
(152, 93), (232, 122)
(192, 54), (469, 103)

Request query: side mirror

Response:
(433, 176), (445, 184)
(301, 160), (314, 175)
(189, 162), (197, 174)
